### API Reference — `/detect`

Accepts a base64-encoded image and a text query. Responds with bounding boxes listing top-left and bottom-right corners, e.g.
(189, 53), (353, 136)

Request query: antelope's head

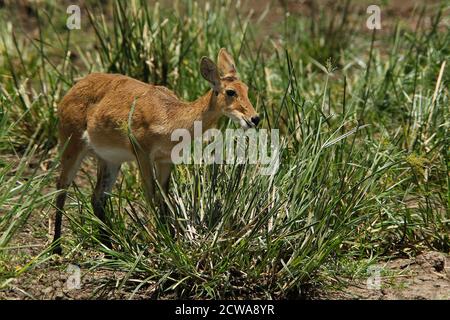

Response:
(200, 48), (259, 129)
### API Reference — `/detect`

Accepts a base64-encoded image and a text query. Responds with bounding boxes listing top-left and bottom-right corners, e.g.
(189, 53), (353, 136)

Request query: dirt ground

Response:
(2, 251), (449, 299)
(320, 251), (449, 300)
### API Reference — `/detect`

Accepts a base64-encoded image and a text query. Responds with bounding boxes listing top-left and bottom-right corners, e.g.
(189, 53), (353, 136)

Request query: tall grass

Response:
(0, 1), (448, 298)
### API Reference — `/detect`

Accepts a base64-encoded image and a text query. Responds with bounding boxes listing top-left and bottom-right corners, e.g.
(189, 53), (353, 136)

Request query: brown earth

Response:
(320, 251), (449, 300)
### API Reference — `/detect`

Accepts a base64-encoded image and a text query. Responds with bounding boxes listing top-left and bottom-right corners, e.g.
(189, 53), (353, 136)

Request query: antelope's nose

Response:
(251, 116), (260, 127)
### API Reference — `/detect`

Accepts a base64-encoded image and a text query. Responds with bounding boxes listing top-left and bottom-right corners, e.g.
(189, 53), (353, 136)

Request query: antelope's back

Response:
(57, 73), (151, 141)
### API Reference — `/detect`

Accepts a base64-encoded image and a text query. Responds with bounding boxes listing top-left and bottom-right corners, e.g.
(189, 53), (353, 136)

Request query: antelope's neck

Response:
(188, 90), (222, 133)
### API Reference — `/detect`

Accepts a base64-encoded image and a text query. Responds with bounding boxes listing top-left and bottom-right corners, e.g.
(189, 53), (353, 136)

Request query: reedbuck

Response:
(52, 48), (259, 254)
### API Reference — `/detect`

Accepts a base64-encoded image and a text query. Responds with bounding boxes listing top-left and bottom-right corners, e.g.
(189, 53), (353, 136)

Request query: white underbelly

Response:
(93, 146), (136, 163)
(83, 130), (135, 164)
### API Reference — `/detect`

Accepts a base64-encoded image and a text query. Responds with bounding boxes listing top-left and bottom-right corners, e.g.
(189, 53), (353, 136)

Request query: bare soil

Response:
(320, 251), (449, 300)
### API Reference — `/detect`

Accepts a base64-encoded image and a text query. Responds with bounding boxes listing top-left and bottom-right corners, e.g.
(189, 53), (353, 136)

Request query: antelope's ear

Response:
(200, 56), (221, 94)
(217, 48), (237, 79)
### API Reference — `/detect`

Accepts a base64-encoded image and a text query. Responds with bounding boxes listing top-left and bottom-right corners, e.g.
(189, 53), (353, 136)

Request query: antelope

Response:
(51, 48), (260, 254)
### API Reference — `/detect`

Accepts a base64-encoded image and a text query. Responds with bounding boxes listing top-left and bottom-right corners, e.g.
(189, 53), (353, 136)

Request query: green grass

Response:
(0, 0), (448, 298)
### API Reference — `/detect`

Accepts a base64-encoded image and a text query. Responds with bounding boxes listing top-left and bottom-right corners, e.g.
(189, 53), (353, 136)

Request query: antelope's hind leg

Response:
(52, 139), (87, 255)
(91, 158), (121, 249)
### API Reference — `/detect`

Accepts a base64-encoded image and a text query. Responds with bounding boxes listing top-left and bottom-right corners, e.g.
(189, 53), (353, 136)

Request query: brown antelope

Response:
(52, 48), (259, 254)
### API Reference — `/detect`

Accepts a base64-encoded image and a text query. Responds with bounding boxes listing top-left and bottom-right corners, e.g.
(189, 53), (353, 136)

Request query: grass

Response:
(0, 0), (448, 299)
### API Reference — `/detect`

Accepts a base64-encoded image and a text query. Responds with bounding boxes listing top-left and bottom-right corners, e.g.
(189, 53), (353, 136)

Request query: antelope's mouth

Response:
(226, 113), (253, 130)
(236, 116), (255, 130)
(243, 118), (256, 129)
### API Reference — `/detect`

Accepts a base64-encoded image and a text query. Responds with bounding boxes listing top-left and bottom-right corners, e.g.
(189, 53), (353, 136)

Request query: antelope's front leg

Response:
(135, 150), (156, 203)
(155, 161), (174, 235)
(135, 150), (159, 234)
(156, 162), (173, 195)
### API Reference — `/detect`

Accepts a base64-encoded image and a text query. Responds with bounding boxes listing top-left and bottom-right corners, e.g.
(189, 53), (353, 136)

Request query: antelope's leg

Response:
(156, 162), (173, 195)
(91, 158), (121, 248)
(135, 150), (157, 203)
(52, 139), (87, 255)
(156, 161), (174, 235)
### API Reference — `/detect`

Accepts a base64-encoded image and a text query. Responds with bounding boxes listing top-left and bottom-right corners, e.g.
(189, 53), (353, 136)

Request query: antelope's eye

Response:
(226, 89), (236, 97)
